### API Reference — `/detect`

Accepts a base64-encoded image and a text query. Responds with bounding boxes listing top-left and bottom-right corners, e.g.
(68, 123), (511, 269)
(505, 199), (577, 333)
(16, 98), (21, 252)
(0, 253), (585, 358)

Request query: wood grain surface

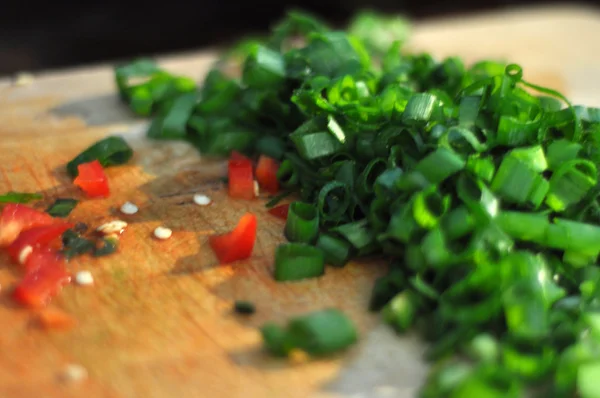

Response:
(1, 5), (600, 398)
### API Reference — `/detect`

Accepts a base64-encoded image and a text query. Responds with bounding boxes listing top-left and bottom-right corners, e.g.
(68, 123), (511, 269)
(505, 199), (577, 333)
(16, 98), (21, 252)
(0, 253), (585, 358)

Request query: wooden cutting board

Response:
(1, 5), (600, 398)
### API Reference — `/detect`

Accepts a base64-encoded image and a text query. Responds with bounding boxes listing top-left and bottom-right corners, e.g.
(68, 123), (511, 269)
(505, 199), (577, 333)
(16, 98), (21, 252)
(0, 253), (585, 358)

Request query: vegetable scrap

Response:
(66, 136), (133, 177)
(8, 222), (74, 263)
(75, 271), (94, 286)
(113, 10), (600, 396)
(261, 309), (357, 357)
(208, 213), (257, 264)
(0, 191), (42, 204)
(96, 220), (128, 235)
(153, 226), (172, 240)
(0, 204), (55, 247)
(228, 151), (255, 200)
(234, 300), (256, 315)
(93, 236), (118, 257)
(267, 203), (289, 220)
(73, 160), (110, 198)
(58, 364), (88, 384)
(119, 201), (139, 215)
(274, 243), (324, 281)
(61, 229), (95, 259)
(193, 194), (212, 206)
(45, 198), (78, 218)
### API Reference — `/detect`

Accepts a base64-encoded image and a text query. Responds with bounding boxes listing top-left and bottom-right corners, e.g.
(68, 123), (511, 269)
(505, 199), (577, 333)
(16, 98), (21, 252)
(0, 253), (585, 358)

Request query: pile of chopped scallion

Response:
(114, 11), (600, 398)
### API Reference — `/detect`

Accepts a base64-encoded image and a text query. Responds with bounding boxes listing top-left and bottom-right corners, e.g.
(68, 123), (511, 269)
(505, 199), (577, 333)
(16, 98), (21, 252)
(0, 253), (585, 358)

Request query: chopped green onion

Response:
(242, 45), (286, 89)
(274, 243), (325, 281)
(93, 236), (119, 257)
(545, 160), (597, 211)
(286, 309), (358, 355)
(382, 291), (417, 332)
(45, 198), (78, 217)
(415, 148), (465, 185)
(148, 93), (198, 140)
(261, 323), (292, 357)
(317, 182), (351, 223)
(0, 192), (42, 203)
(66, 136), (133, 177)
(316, 233), (352, 267)
(113, 12), (600, 395)
(369, 266), (406, 311)
(234, 300), (256, 315)
(61, 229), (95, 259)
(330, 220), (377, 255)
(285, 202), (319, 243)
(402, 93), (439, 124)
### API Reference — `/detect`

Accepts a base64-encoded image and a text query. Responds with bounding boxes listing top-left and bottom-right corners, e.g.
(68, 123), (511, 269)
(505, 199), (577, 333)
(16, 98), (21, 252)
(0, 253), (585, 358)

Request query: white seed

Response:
(153, 226), (172, 240)
(253, 180), (260, 197)
(96, 220), (128, 235)
(119, 201), (139, 215)
(193, 194), (212, 206)
(14, 72), (34, 87)
(18, 245), (33, 264)
(59, 364), (88, 383)
(75, 271), (94, 286)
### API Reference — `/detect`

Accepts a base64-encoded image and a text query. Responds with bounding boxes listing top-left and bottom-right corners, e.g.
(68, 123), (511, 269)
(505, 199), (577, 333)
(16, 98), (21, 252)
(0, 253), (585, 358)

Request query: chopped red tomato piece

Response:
(209, 213), (257, 264)
(7, 222), (74, 264)
(268, 204), (290, 220)
(228, 151), (255, 200)
(256, 155), (280, 195)
(74, 160), (110, 198)
(0, 204), (55, 247)
(13, 249), (71, 307)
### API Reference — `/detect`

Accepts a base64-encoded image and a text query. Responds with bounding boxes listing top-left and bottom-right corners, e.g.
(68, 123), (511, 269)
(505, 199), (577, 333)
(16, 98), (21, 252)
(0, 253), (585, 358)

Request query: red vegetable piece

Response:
(256, 155), (280, 195)
(228, 151), (255, 200)
(74, 160), (110, 198)
(13, 249), (71, 307)
(7, 222), (74, 264)
(268, 204), (290, 220)
(209, 213), (257, 264)
(0, 204), (55, 247)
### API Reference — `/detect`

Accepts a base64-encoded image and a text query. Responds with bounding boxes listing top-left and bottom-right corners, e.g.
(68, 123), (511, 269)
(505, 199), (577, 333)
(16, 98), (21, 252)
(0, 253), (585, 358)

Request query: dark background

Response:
(0, 0), (579, 75)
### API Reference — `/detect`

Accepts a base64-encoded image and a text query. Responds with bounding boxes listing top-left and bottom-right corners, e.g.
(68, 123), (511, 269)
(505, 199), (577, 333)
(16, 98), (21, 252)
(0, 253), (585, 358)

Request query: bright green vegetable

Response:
(315, 233), (352, 267)
(45, 198), (78, 217)
(261, 309), (357, 357)
(66, 136), (133, 177)
(93, 236), (119, 257)
(61, 229), (95, 259)
(0, 192), (42, 203)
(284, 202), (319, 243)
(261, 323), (292, 357)
(274, 243), (325, 281)
(115, 11), (600, 397)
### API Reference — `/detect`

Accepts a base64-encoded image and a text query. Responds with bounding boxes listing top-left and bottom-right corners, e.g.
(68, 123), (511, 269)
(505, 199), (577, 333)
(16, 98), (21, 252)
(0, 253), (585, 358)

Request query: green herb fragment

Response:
(45, 198), (78, 217)
(382, 291), (417, 332)
(61, 229), (95, 259)
(316, 234), (352, 267)
(261, 323), (292, 357)
(285, 202), (319, 244)
(67, 136), (133, 177)
(0, 191), (42, 203)
(261, 309), (357, 357)
(93, 236), (119, 257)
(274, 243), (324, 281)
(234, 300), (256, 315)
